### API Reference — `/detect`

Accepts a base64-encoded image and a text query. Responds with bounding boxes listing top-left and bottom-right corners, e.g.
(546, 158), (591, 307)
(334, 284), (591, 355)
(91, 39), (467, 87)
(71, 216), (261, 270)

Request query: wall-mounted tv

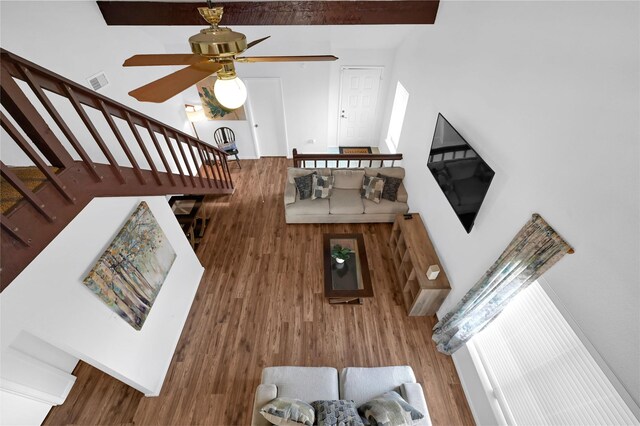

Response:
(427, 113), (495, 233)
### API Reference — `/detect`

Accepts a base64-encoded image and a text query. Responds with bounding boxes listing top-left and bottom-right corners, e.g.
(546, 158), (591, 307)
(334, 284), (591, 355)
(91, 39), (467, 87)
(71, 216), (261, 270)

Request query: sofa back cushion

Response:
(262, 366), (339, 403)
(288, 168), (331, 184)
(364, 167), (405, 179)
(332, 169), (365, 190)
(339, 366), (416, 407)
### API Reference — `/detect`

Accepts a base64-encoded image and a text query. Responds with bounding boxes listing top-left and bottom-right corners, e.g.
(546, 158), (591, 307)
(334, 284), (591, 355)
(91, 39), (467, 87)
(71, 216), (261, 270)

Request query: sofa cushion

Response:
(288, 167), (331, 184)
(340, 366), (416, 407)
(311, 400), (364, 426)
(332, 169), (365, 190)
(262, 366), (339, 403)
(361, 176), (385, 203)
(362, 199), (409, 215)
(330, 189), (364, 215)
(286, 195), (330, 215)
(260, 397), (315, 426)
(364, 167), (405, 180)
(378, 173), (403, 202)
(312, 174), (334, 200)
(358, 391), (424, 426)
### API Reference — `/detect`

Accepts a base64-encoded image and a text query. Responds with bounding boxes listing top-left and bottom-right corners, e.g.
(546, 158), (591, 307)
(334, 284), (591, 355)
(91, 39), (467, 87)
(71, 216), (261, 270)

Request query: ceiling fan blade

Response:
(123, 54), (208, 67)
(235, 55), (338, 63)
(246, 36), (271, 50)
(129, 62), (222, 103)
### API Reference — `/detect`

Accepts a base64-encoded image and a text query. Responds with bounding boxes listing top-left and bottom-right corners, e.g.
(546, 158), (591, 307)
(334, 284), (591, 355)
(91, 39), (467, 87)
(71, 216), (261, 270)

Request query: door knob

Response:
(254, 124), (259, 128)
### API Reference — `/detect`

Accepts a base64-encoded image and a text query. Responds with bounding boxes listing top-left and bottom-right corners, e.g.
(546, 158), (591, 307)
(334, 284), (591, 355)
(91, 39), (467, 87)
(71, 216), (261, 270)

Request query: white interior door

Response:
(337, 67), (382, 147)
(245, 78), (288, 157)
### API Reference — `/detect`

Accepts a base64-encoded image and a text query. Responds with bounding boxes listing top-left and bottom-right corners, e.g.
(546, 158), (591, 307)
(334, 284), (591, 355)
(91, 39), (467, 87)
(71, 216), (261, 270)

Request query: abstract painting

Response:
(83, 202), (176, 330)
(196, 76), (247, 120)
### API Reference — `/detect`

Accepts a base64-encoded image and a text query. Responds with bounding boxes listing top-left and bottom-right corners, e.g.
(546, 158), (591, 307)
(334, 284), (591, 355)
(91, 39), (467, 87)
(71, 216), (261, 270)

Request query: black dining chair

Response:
(213, 127), (241, 168)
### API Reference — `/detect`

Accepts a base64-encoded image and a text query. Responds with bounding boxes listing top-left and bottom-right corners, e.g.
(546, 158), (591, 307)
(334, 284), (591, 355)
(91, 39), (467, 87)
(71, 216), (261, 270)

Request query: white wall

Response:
(161, 25), (416, 156)
(0, 196), (204, 423)
(189, 50), (394, 156)
(0, 391), (52, 426)
(379, 0), (640, 417)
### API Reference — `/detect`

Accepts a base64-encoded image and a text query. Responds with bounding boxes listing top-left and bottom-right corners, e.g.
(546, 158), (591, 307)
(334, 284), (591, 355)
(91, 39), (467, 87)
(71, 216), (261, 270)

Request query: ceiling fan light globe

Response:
(214, 77), (247, 110)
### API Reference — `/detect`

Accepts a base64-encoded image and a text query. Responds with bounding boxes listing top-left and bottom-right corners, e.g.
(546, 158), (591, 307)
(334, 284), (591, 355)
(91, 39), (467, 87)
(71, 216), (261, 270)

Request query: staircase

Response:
(0, 49), (234, 291)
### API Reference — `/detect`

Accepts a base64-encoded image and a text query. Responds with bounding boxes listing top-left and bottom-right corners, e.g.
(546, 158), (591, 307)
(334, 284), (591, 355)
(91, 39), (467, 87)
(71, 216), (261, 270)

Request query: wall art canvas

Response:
(196, 76), (247, 120)
(83, 202), (177, 330)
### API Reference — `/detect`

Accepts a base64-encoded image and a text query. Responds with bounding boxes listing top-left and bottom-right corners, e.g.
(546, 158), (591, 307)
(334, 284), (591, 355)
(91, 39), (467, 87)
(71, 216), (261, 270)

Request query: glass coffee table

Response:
(323, 233), (374, 304)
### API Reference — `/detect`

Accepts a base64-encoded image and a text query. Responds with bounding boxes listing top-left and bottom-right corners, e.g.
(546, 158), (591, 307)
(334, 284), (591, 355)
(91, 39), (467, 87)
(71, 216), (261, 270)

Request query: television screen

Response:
(427, 113), (495, 233)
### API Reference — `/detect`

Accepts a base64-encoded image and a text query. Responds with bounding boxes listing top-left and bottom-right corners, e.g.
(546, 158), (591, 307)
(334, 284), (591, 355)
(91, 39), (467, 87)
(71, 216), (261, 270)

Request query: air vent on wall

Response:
(87, 72), (109, 91)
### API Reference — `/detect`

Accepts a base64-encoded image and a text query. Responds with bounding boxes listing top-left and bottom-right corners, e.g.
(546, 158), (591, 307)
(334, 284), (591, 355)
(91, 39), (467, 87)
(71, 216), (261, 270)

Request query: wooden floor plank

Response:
(44, 157), (474, 426)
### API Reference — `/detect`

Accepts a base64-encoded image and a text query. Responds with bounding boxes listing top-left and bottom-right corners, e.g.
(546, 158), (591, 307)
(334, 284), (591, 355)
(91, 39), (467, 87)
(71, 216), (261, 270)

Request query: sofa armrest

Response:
(396, 183), (408, 203)
(401, 383), (431, 426)
(251, 384), (277, 426)
(284, 182), (297, 205)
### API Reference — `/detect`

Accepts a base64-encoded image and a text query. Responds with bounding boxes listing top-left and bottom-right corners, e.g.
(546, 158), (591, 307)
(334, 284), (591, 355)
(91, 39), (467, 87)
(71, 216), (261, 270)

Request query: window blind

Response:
(470, 282), (639, 426)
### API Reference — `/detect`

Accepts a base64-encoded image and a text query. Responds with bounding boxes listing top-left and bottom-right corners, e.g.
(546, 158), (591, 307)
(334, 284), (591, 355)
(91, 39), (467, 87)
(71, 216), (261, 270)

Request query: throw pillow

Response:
(294, 172), (317, 200)
(311, 400), (364, 426)
(360, 175), (371, 197)
(260, 397), (315, 426)
(312, 174), (335, 200)
(358, 391), (424, 426)
(361, 176), (385, 204)
(377, 173), (403, 202)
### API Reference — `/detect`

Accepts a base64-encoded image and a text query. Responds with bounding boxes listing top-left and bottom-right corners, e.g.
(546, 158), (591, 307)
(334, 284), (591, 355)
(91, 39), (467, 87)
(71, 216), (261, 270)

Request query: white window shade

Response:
(470, 282), (639, 426)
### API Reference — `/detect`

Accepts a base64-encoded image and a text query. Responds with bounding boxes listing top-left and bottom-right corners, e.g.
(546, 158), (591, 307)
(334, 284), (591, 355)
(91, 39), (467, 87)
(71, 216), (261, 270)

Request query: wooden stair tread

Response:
(0, 166), (59, 214)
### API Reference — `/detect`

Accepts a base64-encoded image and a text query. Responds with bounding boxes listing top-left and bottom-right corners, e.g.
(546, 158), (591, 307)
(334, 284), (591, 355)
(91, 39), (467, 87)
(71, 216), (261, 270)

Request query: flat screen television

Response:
(427, 113), (495, 233)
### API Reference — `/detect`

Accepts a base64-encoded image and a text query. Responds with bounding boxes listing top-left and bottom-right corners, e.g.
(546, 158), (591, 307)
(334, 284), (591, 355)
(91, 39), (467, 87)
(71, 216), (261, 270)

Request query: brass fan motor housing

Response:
(189, 27), (248, 57)
(189, 7), (247, 57)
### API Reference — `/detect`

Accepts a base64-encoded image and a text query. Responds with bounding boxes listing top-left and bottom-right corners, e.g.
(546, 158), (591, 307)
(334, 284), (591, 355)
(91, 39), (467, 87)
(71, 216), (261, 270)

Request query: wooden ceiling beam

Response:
(96, 1), (439, 26)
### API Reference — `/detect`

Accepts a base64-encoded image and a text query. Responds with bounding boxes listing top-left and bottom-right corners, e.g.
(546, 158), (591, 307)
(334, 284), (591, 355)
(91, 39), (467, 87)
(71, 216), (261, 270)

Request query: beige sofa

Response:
(251, 366), (431, 426)
(284, 167), (409, 223)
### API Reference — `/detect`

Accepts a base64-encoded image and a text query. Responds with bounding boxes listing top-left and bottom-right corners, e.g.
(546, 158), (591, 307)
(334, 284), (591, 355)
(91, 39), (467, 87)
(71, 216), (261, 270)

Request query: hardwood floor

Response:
(44, 158), (475, 426)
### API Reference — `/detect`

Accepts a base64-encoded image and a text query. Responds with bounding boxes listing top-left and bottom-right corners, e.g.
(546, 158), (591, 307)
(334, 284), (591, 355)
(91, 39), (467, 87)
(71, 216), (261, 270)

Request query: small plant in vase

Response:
(331, 244), (352, 266)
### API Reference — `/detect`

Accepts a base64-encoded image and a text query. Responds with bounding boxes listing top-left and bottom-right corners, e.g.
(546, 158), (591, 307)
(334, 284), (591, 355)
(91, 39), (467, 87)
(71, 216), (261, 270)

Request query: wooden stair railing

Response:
(292, 148), (403, 168)
(0, 49), (234, 291)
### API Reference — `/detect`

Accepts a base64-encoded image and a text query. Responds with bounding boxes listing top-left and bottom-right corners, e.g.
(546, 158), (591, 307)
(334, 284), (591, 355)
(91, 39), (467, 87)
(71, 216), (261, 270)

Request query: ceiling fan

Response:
(123, 2), (338, 109)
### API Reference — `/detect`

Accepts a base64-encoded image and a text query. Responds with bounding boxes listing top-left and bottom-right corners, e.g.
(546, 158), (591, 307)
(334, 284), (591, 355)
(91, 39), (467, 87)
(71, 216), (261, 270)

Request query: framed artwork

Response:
(196, 76), (247, 120)
(83, 202), (176, 330)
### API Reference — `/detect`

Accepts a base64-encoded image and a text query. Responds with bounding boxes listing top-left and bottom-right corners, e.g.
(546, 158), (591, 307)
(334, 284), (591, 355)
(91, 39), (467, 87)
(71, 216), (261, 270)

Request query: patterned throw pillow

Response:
(260, 397), (315, 426)
(311, 400), (364, 426)
(361, 176), (385, 204)
(360, 175), (371, 197)
(312, 174), (335, 200)
(377, 173), (403, 202)
(358, 391), (424, 426)
(294, 172), (317, 200)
